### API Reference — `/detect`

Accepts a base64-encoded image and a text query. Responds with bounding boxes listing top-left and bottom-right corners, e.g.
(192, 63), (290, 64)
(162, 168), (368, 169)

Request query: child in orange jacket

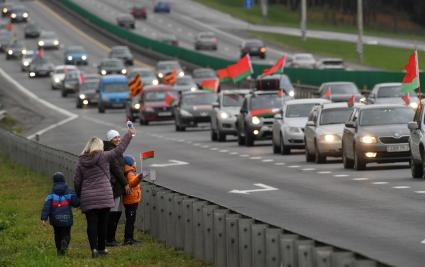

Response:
(122, 155), (143, 245)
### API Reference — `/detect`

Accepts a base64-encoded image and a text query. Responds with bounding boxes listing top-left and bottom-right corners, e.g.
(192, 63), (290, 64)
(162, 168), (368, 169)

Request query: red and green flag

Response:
(227, 55), (253, 83)
(201, 79), (219, 92)
(141, 150), (155, 161)
(402, 51), (420, 94)
(216, 67), (231, 82)
(347, 95), (355, 107)
(262, 55), (286, 76)
(164, 92), (175, 106)
(250, 108), (279, 117)
(277, 90), (284, 97)
(402, 92), (410, 105)
(324, 87), (331, 97)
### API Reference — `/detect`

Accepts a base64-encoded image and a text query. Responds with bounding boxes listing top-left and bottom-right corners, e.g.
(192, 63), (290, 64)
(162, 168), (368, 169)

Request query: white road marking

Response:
(178, 139), (185, 142)
(334, 174), (349, 177)
(415, 191), (425, 194)
(318, 171), (332, 174)
(353, 178), (369, 181)
(219, 149), (228, 153)
(302, 168), (316, 171)
(229, 152), (239, 155)
(288, 165), (300, 168)
(239, 154), (250, 157)
(229, 183), (278, 194)
(250, 156), (262, 160)
(193, 143), (201, 146)
(372, 182), (388, 185)
(150, 160), (189, 168)
(262, 159), (274, 162)
(392, 186), (411, 189)
(210, 147), (219, 151)
(421, 239), (425, 244)
(274, 162), (286, 166)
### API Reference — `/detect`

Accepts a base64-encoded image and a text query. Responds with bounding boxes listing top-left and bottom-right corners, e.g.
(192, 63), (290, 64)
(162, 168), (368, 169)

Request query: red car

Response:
(139, 85), (178, 125)
(130, 5), (147, 19)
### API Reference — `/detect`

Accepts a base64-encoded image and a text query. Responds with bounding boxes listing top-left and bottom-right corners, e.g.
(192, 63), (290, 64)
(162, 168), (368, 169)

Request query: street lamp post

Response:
(301, 0), (307, 41)
(357, 0), (364, 63)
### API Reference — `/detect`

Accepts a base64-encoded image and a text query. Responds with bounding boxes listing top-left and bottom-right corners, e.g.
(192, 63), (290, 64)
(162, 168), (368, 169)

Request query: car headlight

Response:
(260, 47), (266, 53)
(158, 73), (164, 78)
(190, 86), (197, 92)
(360, 96), (366, 103)
(29, 72), (35, 77)
(409, 102), (419, 109)
(23, 61), (29, 66)
(152, 79), (159, 85)
(101, 69), (107, 75)
(180, 109), (192, 117)
(7, 50), (12, 55)
(360, 135), (377, 144)
(81, 55), (87, 60)
(79, 94), (86, 100)
(11, 13), (16, 18)
(251, 116), (261, 125)
(288, 127), (301, 133)
(2, 8), (7, 13)
(121, 69), (127, 74)
(178, 71), (184, 77)
(21, 49), (27, 55)
(53, 40), (59, 46)
(288, 91), (295, 97)
(23, 12), (28, 18)
(38, 41), (44, 46)
(134, 103), (141, 109)
(220, 111), (229, 119)
(67, 56), (72, 61)
(54, 77), (60, 83)
(321, 134), (338, 143)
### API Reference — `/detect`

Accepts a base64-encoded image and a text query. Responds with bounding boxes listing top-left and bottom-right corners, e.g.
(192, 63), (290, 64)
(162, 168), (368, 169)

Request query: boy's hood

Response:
(53, 182), (68, 196)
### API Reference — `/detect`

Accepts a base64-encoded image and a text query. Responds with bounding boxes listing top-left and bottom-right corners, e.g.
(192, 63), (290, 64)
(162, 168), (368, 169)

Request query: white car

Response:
(38, 31), (60, 49)
(291, 53), (316, 68)
(272, 98), (330, 154)
(315, 58), (345, 70)
(50, 65), (77, 90)
(366, 82), (419, 110)
(174, 75), (197, 92)
(20, 50), (34, 72)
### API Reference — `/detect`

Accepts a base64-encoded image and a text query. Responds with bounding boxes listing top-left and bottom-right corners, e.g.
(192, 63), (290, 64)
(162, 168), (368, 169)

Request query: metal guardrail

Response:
(0, 110), (6, 121)
(0, 126), (389, 267)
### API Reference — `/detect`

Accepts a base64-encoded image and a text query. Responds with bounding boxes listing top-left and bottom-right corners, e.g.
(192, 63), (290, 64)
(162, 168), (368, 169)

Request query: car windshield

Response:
(322, 60), (343, 65)
(176, 77), (193, 86)
(193, 69), (216, 78)
(325, 84), (358, 95)
(102, 60), (122, 68)
(359, 107), (414, 126)
(250, 94), (282, 110)
(11, 6), (26, 12)
(80, 81), (98, 91)
(33, 57), (46, 64)
(320, 108), (353, 125)
(182, 93), (216, 106)
(377, 85), (404, 98)
(103, 83), (128, 93)
(285, 103), (317, 118)
(10, 42), (24, 48)
(144, 90), (177, 102)
(158, 62), (179, 70)
(112, 48), (129, 56)
(41, 32), (56, 38)
(66, 71), (80, 80)
(222, 94), (245, 107)
(68, 47), (84, 53)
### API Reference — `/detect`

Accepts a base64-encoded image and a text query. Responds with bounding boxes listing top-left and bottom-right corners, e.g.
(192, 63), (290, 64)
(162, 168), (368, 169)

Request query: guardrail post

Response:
(214, 209), (229, 267)
(225, 213), (241, 267)
(141, 182), (152, 232)
(174, 195), (187, 250)
(203, 204), (219, 264)
(296, 239), (315, 267)
(265, 228), (281, 267)
(150, 186), (163, 239)
(165, 192), (177, 247)
(158, 190), (169, 242)
(183, 198), (195, 255)
(314, 246), (333, 267)
(251, 223), (267, 267)
(192, 200), (208, 260)
(331, 252), (355, 267)
(354, 260), (377, 267)
(280, 234), (299, 267)
(238, 218), (254, 267)
(135, 182), (147, 230)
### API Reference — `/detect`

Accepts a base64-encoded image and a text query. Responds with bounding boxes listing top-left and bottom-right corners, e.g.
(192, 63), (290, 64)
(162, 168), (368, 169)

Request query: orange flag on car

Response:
(163, 69), (177, 85)
(128, 74), (143, 97)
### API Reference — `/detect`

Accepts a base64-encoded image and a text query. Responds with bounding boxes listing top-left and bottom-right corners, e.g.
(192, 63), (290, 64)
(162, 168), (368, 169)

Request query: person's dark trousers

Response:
(106, 211), (122, 243)
(85, 208), (110, 251)
(124, 203), (138, 241)
(53, 226), (71, 255)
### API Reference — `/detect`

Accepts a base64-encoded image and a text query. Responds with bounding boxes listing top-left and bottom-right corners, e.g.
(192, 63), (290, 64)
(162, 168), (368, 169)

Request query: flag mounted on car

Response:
(201, 79), (219, 92)
(163, 69), (177, 85)
(128, 74), (143, 97)
(215, 55), (253, 84)
(216, 67), (231, 82)
(164, 92), (175, 106)
(262, 55), (286, 76)
(402, 92), (410, 105)
(402, 51), (420, 95)
(347, 95), (355, 107)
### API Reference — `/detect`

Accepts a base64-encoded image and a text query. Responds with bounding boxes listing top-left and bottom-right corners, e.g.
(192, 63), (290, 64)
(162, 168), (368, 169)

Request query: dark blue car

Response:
(154, 2), (170, 13)
(64, 45), (88, 65)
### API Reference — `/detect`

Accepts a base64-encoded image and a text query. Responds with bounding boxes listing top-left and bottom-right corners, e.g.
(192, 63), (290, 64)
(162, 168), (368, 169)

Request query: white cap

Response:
(106, 130), (120, 141)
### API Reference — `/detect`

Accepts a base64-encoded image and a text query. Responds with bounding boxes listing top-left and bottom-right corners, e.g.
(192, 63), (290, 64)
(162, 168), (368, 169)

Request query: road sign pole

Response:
(357, 0), (364, 63)
(301, 0), (307, 41)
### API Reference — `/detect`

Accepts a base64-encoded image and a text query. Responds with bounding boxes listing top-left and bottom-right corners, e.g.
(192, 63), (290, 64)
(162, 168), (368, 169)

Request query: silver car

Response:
(174, 75), (197, 92)
(408, 99), (425, 178)
(156, 60), (184, 79)
(272, 98), (330, 154)
(194, 32), (218, 50)
(21, 50), (34, 71)
(304, 103), (357, 163)
(128, 68), (158, 86)
(291, 53), (316, 68)
(315, 58), (345, 70)
(342, 104), (414, 170)
(366, 82), (419, 109)
(50, 65), (77, 90)
(319, 81), (365, 103)
(38, 31), (60, 49)
(211, 89), (250, 142)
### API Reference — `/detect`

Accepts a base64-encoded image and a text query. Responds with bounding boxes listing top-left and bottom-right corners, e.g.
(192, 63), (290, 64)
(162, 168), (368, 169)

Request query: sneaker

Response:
(98, 249), (109, 256)
(123, 239), (134, 246)
(106, 240), (119, 247)
(130, 239), (140, 244)
(92, 249), (99, 258)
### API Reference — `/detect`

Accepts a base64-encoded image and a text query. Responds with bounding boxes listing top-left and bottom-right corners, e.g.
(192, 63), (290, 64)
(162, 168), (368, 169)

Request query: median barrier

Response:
(225, 213), (241, 267)
(193, 200), (208, 260)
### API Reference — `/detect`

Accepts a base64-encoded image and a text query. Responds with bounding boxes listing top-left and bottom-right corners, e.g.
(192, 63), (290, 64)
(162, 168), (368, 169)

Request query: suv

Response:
(408, 100), (425, 178)
(97, 75), (129, 113)
(256, 74), (295, 99)
(61, 69), (82, 97)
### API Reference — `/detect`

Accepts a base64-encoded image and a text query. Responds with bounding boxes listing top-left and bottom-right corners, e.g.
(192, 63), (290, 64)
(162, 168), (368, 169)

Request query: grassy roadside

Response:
(0, 115), (23, 134)
(250, 31), (425, 71)
(0, 155), (207, 267)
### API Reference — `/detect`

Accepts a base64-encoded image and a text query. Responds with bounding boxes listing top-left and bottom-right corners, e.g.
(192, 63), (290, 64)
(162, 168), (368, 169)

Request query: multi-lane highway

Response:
(2, 1), (425, 266)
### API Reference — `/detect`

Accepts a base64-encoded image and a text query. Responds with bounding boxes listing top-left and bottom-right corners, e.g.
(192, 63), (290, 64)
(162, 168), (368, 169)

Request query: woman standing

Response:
(74, 128), (135, 258)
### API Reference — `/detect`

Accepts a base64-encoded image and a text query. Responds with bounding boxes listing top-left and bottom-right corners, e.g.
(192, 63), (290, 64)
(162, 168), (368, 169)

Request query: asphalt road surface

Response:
(2, 1), (425, 266)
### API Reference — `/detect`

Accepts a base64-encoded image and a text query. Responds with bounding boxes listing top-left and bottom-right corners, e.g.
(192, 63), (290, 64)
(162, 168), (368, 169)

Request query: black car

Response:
(125, 95), (141, 122)
(76, 74), (100, 108)
(0, 30), (12, 52)
(109, 46), (133, 66)
(24, 23), (41, 38)
(240, 39), (266, 59)
(28, 57), (54, 78)
(5, 40), (26, 59)
(98, 58), (127, 76)
(9, 5), (29, 23)
(116, 14), (135, 29)
(61, 69), (82, 97)
(174, 90), (217, 131)
(1, 3), (12, 17)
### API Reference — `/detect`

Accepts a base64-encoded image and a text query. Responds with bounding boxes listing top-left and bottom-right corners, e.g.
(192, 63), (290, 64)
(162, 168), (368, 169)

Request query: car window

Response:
(193, 69), (216, 78)
(102, 60), (122, 68)
(377, 85), (403, 98)
(285, 103), (317, 118)
(182, 93), (216, 106)
(80, 81), (98, 91)
(320, 108), (354, 125)
(359, 107), (414, 126)
(103, 83), (128, 93)
(175, 77), (193, 85)
(222, 94), (245, 107)
(144, 90), (177, 102)
(250, 94), (281, 110)
(322, 84), (358, 95)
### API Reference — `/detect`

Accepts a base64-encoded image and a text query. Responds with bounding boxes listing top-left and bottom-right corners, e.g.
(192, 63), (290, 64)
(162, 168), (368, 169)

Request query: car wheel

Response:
(273, 137), (281, 154)
(280, 134), (290, 155)
(305, 142), (314, 162)
(237, 129), (245, 146)
(411, 158), (423, 178)
(353, 147), (366, 170)
(61, 90), (67, 97)
(98, 103), (105, 113)
(76, 102), (82, 109)
(245, 129), (254, 147)
(342, 146), (354, 169)
(211, 128), (218, 141)
(314, 142), (326, 163)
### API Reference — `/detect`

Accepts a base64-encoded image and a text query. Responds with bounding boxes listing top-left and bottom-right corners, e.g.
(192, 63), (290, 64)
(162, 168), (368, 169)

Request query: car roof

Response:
(318, 57), (343, 62)
(102, 58), (122, 63)
(100, 75), (128, 81)
(321, 102), (361, 110)
(182, 90), (213, 95)
(286, 98), (330, 105)
(259, 74), (289, 80)
(55, 65), (77, 70)
(373, 82), (402, 88)
(158, 60), (179, 65)
(221, 89), (251, 95)
(144, 85), (175, 91)
(111, 45), (129, 50)
(357, 104), (407, 110)
(320, 81), (357, 87)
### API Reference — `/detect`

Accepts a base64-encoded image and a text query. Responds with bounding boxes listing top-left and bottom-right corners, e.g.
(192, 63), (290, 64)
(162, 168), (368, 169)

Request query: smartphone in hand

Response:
(127, 120), (135, 136)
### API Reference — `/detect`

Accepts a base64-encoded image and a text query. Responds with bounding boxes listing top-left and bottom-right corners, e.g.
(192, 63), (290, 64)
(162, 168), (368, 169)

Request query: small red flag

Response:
(36, 48), (43, 58)
(324, 87), (331, 97)
(140, 151), (155, 160)
(277, 90), (284, 97)
(201, 79), (219, 92)
(347, 95), (355, 107)
(402, 93), (410, 105)
(164, 92), (175, 106)
(263, 55), (286, 76)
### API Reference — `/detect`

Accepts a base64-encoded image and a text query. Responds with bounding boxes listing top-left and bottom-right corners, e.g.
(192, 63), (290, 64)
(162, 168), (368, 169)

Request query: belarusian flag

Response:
(227, 55), (253, 83)
(164, 92), (175, 106)
(402, 93), (410, 105)
(347, 95), (355, 107)
(324, 87), (331, 97)
(216, 67), (231, 82)
(141, 151), (155, 161)
(402, 51), (420, 94)
(250, 108), (276, 117)
(201, 79), (219, 92)
(263, 55), (286, 76)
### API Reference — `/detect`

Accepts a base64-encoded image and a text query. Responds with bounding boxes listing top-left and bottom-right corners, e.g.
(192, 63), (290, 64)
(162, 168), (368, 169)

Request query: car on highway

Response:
(98, 58), (127, 76)
(64, 46), (88, 65)
(256, 74), (295, 99)
(138, 85), (178, 125)
(236, 90), (282, 146)
(109, 46), (133, 66)
(211, 89), (250, 142)
(61, 69), (82, 97)
(156, 60), (184, 79)
(97, 75), (129, 113)
(154, 1), (171, 13)
(20, 49), (34, 71)
(9, 5), (29, 23)
(126, 96), (141, 122)
(158, 34), (178, 46)
(0, 18), (10, 30)
(116, 14), (135, 29)
(408, 99), (425, 178)
(0, 29), (12, 52)
(194, 32), (218, 51)
(128, 67), (159, 86)
(24, 23), (40, 38)
(1, 3), (11, 17)
(5, 40), (26, 59)
(38, 31), (60, 49)
(366, 82), (419, 109)
(28, 56), (54, 78)
(342, 104), (414, 170)
(319, 81), (365, 103)
(76, 74), (100, 108)
(291, 53), (316, 68)
(272, 98), (330, 154)
(174, 75), (198, 92)
(304, 103), (357, 163)
(240, 39), (266, 59)
(50, 65), (77, 90)
(315, 58), (345, 70)
(174, 90), (217, 131)
(130, 5), (147, 19)
(192, 68), (218, 87)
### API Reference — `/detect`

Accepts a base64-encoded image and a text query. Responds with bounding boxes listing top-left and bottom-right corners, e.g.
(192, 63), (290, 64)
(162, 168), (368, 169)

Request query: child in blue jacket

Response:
(41, 172), (79, 255)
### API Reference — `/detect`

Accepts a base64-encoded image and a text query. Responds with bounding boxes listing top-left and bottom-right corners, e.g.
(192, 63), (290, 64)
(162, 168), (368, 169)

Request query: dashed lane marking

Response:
(392, 186), (411, 189)
(229, 152), (239, 155)
(274, 162), (286, 166)
(334, 174), (349, 177)
(317, 171), (332, 174)
(262, 159), (274, 162)
(250, 156), (262, 160)
(353, 178), (369, 181)
(239, 154), (250, 157)
(288, 165), (300, 168)
(219, 149), (228, 153)
(372, 182), (388, 185)
(415, 191), (425, 194)
(302, 168), (316, 171)
(210, 148), (219, 151)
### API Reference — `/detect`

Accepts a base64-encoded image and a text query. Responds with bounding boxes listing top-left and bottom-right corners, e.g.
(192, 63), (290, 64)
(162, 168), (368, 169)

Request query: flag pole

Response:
(415, 50), (421, 102)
